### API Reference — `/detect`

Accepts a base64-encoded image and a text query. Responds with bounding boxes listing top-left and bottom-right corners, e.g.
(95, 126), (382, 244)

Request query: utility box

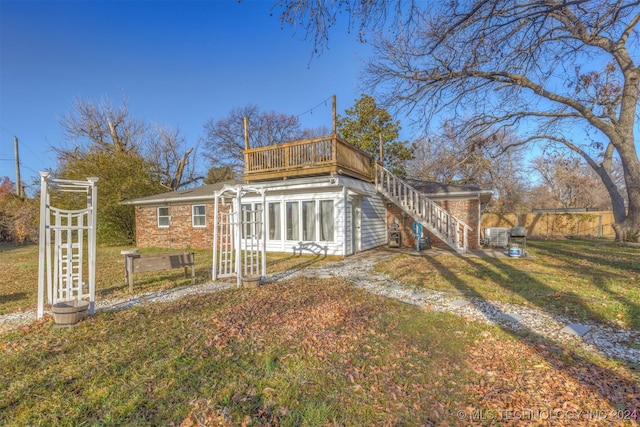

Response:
(484, 227), (509, 247)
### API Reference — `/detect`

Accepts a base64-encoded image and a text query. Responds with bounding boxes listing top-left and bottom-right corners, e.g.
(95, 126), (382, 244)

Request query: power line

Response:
(296, 95), (333, 118)
(0, 125), (16, 136)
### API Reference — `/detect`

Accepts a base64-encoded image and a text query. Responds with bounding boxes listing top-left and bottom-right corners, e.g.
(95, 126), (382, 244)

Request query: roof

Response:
(122, 177), (493, 206)
(121, 180), (241, 206)
(404, 179), (493, 204)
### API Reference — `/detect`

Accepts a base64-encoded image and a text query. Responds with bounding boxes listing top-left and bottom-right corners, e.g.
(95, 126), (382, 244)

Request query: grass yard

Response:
(0, 239), (639, 425)
(2, 278), (639, 426)
(0, 243), (338, 315)
(377, 239), (640, 330)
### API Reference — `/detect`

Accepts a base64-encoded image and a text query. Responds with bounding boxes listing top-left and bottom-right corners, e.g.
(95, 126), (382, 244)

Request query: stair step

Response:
(375, 164), (469, 253)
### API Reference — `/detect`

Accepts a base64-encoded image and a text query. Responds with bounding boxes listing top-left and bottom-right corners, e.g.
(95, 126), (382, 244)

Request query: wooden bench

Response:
(123, 252), (195, 291)
(292, 242), (328, 256)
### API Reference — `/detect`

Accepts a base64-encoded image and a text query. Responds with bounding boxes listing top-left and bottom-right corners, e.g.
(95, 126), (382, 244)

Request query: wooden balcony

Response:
(243, 135), (374, 183)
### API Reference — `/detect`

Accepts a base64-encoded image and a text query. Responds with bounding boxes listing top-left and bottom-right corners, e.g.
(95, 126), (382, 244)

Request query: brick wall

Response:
(385, 198), (481, 249)
(135, 203), (224, 249)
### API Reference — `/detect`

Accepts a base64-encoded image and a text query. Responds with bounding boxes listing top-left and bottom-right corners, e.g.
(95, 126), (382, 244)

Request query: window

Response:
(286, 201), (299, 240)
(268, 202), (281, 240)
(319, 200), (334, 242)
(302, 201), (316, 241)
(192, 205), (206, 227)
(241, 203), (263, 238)
(282, 199), (335, 242)
(242, 204), (251, 238)
(157, 207), (170, 228)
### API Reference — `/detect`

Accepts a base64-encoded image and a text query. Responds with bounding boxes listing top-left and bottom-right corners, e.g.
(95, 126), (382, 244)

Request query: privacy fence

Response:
(481, 211), (616, 239)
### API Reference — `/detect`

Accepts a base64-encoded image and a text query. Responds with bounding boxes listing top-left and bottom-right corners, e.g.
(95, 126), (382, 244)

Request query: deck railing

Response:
(243, 135), (373, 182)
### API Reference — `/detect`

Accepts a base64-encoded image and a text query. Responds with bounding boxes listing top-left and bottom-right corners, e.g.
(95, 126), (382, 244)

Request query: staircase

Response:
(375, 164), (471, 253)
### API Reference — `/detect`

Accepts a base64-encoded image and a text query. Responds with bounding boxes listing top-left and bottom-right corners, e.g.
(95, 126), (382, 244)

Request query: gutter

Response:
(121, 194), (218, 206)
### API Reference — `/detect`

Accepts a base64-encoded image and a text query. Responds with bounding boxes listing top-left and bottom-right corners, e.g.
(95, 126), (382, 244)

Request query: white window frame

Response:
(157, 206), (170, 228)
(283, 199), (335, 243)
(285, 201), (299, 241)
(319, 199), (334, 242)
(241, 202), (263, 239)
(267, 202), (281, 241)
(192, 204), (206, 228)
(302, 200), (316, 241)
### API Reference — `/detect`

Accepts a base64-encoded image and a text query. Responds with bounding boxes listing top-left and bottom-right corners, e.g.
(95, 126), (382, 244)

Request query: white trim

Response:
(192, 204), (206, 228)
(157, 206), (170, 228)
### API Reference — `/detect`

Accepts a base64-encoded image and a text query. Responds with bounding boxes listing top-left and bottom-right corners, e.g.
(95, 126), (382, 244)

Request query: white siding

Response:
(231, 177), (385, 256)
(360, 195), (387, 251)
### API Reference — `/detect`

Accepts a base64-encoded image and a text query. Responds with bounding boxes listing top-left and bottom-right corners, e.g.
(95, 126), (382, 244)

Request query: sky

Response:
(0, 0), (374, 194)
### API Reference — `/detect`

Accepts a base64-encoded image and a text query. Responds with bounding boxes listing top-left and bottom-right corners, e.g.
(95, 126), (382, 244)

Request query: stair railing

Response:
(375, 164), (471, 253)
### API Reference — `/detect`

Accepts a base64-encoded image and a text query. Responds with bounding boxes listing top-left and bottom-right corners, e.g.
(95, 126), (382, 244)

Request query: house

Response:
(123, 134), (492, 256)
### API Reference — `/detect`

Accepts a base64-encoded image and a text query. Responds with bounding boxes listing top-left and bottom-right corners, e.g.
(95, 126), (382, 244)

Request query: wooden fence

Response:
(481, 211), (616, 238)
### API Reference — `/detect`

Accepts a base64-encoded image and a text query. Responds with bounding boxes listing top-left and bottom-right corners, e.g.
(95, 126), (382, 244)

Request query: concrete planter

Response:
(52, 300), (90, 326)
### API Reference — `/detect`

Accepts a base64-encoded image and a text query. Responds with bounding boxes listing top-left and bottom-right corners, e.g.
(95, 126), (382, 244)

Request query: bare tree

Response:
(408, 122), (530, 213)
(58, 96), (145, 153)
(275, 0), (640, 241)
(145, 125), (204, 191)
(202, 105), (308, 176)
(529, 155), (622, 210)
(58, 96), (203, 192)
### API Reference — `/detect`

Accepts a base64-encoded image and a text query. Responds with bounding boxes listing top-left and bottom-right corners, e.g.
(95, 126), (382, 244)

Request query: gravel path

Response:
(2, 250), (639, 365)
(289, 252), (640, 365)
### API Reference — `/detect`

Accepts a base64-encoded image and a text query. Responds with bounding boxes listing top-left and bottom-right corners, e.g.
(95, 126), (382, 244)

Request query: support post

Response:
(261, 189), (267, 281)
(87, 177), (98, 314)
(212, 192), (220, 281)
(37, 172), (49, 319)
(235, 190), (242, 288)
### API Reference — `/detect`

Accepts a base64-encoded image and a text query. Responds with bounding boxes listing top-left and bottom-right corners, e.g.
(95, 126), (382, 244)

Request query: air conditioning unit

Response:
(484, 227), (509, 247)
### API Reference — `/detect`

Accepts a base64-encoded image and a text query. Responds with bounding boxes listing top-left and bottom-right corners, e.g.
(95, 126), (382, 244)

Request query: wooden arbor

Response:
(37, 172), (98, 319)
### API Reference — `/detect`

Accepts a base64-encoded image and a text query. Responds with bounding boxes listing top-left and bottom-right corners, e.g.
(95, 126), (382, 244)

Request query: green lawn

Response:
(1, 240), (639, 425)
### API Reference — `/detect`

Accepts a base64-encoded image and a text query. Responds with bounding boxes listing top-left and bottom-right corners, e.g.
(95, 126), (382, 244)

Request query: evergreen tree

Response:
(337, 95), (413, 177)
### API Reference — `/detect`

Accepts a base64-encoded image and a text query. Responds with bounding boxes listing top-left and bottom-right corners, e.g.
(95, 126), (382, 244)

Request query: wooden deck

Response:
(243, 135), (374, 182)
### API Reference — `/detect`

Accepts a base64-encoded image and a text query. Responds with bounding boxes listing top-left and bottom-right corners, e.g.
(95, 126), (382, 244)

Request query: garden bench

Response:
(292, 242), (328, 256)
(123, 251), (195, 291)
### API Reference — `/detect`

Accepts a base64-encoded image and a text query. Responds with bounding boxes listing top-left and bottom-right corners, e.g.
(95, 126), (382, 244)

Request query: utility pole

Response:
(14, 136), (22, 197)
(243, 116), (249, 150)
(332, 94), (337, 135)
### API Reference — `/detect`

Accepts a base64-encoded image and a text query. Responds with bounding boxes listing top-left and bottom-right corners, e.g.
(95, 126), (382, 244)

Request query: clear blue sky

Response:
(0, 0), (373, 193)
